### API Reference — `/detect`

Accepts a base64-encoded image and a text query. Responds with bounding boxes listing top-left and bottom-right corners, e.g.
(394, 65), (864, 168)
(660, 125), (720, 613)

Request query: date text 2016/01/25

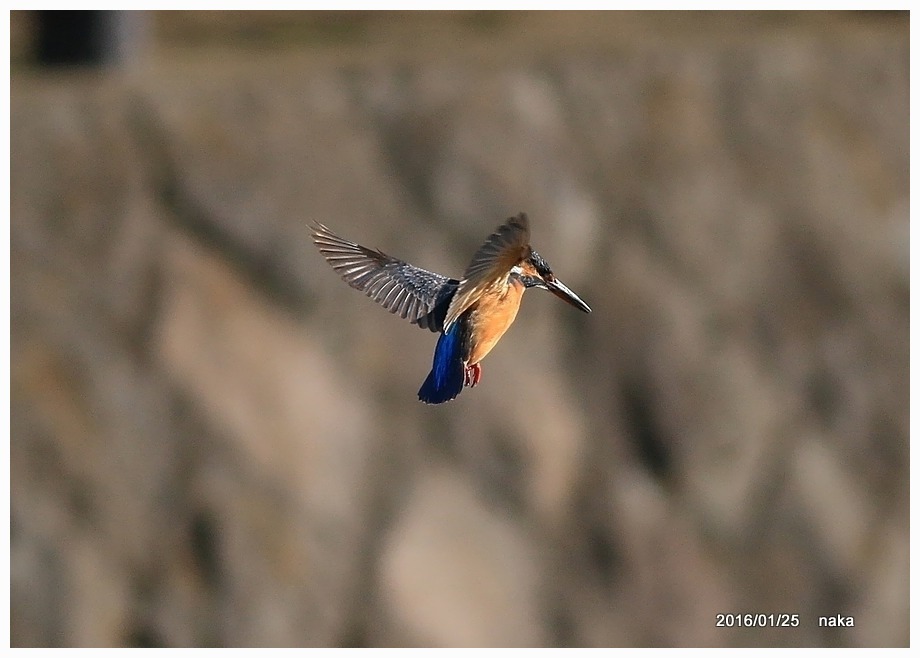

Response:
(715, 613), (799, 627)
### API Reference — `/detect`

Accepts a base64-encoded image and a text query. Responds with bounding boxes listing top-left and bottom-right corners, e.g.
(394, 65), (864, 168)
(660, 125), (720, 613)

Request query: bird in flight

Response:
(311, 213), (591, 404)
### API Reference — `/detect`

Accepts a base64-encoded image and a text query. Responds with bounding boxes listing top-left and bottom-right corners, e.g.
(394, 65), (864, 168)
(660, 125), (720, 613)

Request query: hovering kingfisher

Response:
(311, 213), (591, 404)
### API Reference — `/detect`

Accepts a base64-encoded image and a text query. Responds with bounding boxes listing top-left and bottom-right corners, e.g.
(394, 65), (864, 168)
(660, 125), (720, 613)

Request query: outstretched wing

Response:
(311, 222), (457, 332)
(443, 213), (532, 330)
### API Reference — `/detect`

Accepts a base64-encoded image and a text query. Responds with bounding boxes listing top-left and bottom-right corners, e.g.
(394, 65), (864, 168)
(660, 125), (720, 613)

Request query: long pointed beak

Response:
(546, 277), (592, 313)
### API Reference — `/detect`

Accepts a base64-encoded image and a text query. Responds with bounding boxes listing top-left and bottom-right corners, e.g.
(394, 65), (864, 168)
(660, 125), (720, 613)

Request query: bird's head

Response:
(513, 249), (592, 313)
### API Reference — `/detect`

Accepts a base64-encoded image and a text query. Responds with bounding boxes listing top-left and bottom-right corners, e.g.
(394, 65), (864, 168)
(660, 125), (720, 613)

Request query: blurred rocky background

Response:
(10, 10), (908, 648)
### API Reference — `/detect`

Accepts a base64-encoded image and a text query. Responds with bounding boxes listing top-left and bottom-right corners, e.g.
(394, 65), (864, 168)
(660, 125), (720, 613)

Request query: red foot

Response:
(464, 363), (482, 388)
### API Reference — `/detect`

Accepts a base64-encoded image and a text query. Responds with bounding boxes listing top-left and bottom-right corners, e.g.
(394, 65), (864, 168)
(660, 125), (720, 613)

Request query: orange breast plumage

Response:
(465, 278), (526, 367)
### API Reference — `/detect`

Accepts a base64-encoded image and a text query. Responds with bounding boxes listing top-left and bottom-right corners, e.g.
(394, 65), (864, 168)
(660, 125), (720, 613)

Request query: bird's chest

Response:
(465, 280), (525, 365)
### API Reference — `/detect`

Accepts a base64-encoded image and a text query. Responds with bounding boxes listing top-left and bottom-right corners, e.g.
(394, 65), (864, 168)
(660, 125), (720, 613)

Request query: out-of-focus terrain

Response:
(10, 11), (908, 647)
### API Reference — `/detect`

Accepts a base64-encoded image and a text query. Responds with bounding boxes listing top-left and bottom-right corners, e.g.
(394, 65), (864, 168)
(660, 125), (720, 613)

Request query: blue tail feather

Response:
(418, 322), (465, 404)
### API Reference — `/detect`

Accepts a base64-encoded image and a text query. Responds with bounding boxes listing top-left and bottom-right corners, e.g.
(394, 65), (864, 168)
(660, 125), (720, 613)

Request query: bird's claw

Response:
(464, 363), (482, 388)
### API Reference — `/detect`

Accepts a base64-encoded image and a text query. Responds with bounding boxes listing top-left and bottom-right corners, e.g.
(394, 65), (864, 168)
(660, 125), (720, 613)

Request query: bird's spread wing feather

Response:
(443, 213), (531, 330)
(311, 222), (457, 332)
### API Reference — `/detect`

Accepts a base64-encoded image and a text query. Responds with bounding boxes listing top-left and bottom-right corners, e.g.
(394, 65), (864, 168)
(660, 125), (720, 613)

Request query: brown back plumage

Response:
(443, 213), (532, 330)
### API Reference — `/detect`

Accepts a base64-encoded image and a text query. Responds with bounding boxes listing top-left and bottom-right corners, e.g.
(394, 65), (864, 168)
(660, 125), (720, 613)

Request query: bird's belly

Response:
(466, 283), (524, 366)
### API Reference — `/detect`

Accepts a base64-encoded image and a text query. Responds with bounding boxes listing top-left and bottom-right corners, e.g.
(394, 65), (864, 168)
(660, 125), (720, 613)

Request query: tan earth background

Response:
(10, 10), (908, 648)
